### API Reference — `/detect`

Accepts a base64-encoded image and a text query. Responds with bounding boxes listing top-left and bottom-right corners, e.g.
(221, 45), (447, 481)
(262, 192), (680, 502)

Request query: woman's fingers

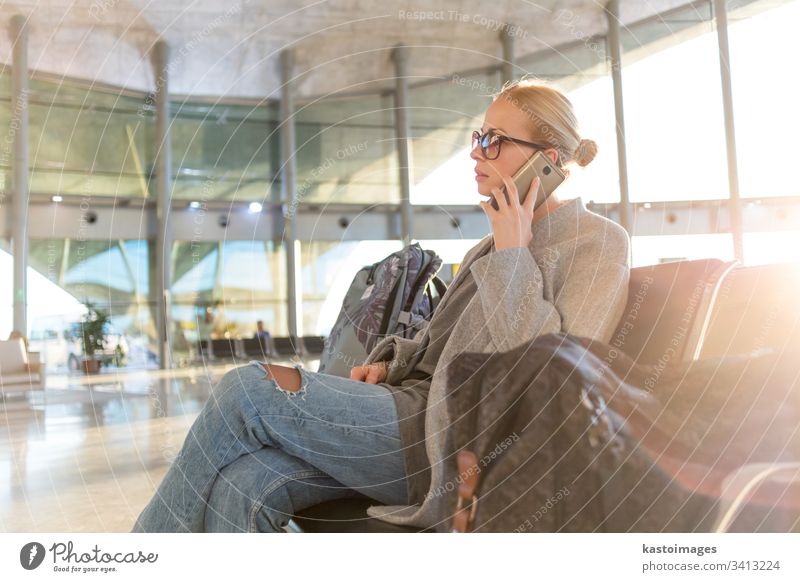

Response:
(479, 199), (496, 217)
(349, 366), (366, 381)
(490, 188), (510, 217)
(480, 175), (518, 219)
(365, 363), (386, 384)
(351, 364), (386, 383)
(523, 177), (541, 213)
(499, 175), (519, 209)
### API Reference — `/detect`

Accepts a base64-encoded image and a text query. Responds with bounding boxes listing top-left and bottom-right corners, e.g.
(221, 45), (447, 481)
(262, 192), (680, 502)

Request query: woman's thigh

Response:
(239, 361), (410, 506)
(205, 445), (359, 532)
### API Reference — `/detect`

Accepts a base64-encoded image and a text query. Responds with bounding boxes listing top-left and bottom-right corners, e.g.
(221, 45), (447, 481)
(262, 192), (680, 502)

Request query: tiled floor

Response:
(0, 358), (314, 532)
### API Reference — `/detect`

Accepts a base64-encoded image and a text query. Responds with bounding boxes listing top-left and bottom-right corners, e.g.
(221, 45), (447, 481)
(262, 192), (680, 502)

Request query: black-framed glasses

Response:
(471, 129), (550, 160)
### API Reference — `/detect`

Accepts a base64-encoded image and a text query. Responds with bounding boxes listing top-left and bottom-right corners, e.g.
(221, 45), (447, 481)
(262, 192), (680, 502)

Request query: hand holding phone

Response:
(490, 151), (566, 210)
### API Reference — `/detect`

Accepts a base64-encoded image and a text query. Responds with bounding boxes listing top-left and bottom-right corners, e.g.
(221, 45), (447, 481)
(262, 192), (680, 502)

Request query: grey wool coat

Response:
(363, 196), (631, 529)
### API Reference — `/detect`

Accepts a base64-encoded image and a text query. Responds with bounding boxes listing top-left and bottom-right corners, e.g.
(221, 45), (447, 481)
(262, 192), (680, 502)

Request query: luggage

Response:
(441, 333), (800, 532)
(318, 243), (447, 378)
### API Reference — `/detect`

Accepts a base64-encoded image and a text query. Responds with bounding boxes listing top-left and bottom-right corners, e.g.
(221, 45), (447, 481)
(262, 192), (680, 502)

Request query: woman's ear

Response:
(544, 148), (559, 165)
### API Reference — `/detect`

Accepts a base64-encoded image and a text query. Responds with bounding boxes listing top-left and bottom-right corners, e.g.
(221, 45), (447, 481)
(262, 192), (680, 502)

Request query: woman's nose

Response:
(470, 144), (484, 161)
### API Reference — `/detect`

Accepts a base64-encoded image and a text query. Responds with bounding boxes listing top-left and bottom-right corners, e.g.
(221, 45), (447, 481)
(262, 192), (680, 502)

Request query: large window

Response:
(21, 239), (154, 370)
(171, 240), (286, 351)
(631, 233), (735, 268)
(8, 77), (153, 198)
(292, 94), (399, 204)
(170, 101), (279, 203)
(621, 16), (729, 203)
(409, 71), (500, 207)
(728, 0), (800, 200)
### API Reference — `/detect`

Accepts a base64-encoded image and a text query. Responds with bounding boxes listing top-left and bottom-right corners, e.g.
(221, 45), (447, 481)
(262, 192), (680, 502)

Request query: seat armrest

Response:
(26, 361), (44, 374)
(714, 462), (800, 532)
(26, 354), (46, 389)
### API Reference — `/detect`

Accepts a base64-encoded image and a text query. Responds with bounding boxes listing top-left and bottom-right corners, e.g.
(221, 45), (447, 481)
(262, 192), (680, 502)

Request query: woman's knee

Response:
(264, 364), (302, 393)
(208, 364), (272, 414)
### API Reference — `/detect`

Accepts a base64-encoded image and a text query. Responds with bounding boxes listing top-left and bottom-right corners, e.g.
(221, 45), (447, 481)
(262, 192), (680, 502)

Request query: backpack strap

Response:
(431, 276), (448, 299)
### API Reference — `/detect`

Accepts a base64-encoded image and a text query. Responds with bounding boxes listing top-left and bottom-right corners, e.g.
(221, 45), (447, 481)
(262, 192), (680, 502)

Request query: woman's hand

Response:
(479, 175), (541, 251)
(350, 362), (388, 384)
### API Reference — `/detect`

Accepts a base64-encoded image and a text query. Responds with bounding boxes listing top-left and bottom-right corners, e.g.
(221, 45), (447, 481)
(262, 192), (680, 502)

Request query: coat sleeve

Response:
(363, 333), (427, 384)
(468, 230), (630, 352)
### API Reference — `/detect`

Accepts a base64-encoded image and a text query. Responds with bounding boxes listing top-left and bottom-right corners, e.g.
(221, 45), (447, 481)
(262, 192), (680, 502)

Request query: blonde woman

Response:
(133, 79), (630, 532)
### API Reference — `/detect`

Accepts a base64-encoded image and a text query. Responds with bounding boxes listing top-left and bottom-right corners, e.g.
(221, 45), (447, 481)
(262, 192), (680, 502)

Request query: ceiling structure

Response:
(0, 0), (707, 99)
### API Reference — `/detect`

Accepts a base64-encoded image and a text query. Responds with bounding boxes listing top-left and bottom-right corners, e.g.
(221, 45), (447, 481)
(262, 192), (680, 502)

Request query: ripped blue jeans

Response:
(131, 361), (410, 532)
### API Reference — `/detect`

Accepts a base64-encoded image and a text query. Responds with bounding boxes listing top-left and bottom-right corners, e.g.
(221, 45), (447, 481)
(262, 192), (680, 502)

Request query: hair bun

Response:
(574, 138), (598, 167)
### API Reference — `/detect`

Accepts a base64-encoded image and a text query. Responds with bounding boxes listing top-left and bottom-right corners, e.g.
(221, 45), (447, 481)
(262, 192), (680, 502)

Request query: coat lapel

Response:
(434, 235), (493, 314)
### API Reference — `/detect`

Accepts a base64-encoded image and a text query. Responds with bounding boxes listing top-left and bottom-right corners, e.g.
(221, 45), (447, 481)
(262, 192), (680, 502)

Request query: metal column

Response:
(391, 44), (414, 246)
(153, 40), (172, 369)
(10, 15), (29, 336)
(500, 26), (516, 85)
(280, 49), (302, 343)
(605, 0), (633, 236)
(713, 0), (744, 262)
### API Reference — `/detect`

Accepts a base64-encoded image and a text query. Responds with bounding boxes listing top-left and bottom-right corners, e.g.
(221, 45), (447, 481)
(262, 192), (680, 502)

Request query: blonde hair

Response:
(495, 78), (597, 168)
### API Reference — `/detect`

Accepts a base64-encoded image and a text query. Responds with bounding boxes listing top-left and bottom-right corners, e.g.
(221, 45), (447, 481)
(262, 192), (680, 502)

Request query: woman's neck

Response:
(532, 191), (564, 227)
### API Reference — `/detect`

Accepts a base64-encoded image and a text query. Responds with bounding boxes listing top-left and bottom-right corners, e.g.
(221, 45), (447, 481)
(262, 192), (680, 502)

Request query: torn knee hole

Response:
(267, 365), (307, 398)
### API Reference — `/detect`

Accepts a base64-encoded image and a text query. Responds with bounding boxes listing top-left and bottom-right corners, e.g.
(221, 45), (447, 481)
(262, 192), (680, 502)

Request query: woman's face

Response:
(471, 98), (558, 202)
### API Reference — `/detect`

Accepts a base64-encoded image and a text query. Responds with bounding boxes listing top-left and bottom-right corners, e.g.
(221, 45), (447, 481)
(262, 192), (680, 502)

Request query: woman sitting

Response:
(132, 78), (631, 532)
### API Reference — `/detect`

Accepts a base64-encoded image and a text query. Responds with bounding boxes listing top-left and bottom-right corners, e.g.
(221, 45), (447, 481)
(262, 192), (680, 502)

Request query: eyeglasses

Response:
(471, 129), (550, 160)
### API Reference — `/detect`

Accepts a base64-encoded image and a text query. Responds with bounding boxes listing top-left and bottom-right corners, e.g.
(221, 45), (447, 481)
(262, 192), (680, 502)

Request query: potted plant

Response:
(79, 302), (110, 374)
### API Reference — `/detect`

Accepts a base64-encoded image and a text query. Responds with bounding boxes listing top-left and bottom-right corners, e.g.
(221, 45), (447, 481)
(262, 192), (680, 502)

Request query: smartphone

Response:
(491, 151), (566, 210)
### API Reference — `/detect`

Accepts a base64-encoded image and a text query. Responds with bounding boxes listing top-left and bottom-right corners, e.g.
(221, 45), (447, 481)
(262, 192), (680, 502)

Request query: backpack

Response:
(442, 333), (800, 533)
(318, 242), (447, 378)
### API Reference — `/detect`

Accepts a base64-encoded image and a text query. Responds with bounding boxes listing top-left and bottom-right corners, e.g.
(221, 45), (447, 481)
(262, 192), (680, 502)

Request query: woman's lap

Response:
(133, 361), (409, 532)
(205, 445), (358, 532)
(244, 361), (409, 504)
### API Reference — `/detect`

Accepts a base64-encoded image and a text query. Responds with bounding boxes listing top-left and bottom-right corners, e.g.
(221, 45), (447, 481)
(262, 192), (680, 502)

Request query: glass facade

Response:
(409, 71), (500, 206)
(2, 77), (154, 198)
(728, 0), (800, 199)
(170, 101), (280, 203)
(1, 0), (798, 369)
(293, 94), (399, 204)
(170, 239), (287, 351)
(23, 239), (154, 370)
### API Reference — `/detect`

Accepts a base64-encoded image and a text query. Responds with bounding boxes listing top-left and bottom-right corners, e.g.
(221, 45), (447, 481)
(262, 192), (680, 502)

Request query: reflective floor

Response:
(0, 357), (314, 532)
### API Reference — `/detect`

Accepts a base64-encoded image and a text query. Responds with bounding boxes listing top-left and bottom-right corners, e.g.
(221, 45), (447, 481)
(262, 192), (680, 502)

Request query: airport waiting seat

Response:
(699, 262), (800, 359)
(611, 258), (738, 365)
(196, 339), (212, 360)
(0, 338), (46, 397)
(290, 258), (739, 532)
(196, 338), (244, 361)
(273, 337), (306, 358)
(210, 338), (239, 359)
(301, 336), (326, 356)
(241, 337), (277, 359)
(712, 462), (800, 533)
